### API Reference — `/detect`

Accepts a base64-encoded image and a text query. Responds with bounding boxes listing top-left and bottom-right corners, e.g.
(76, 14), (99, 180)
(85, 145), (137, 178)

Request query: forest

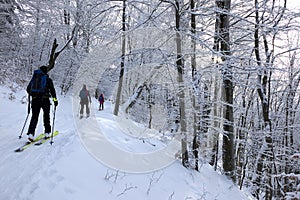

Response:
(1, 0), (300, 199)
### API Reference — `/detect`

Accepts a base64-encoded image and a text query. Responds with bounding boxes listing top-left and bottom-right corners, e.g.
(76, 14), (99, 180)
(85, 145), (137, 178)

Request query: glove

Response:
(53, 98), (58, 107)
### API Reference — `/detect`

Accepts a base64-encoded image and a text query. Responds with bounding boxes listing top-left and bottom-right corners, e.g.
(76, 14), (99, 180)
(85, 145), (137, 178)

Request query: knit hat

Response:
(40, 65), (48, 74)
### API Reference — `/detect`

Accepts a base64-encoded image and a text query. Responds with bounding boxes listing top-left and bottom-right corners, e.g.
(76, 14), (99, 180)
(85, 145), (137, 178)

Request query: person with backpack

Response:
(79, 84), (91, 118)
(26, 65), (58, 142)
(98, 93), (104, 110)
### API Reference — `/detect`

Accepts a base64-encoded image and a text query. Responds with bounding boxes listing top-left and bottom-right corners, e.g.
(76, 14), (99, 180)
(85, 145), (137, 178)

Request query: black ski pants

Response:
(28, 97), (51, 135)
(99, 102), (104, 110)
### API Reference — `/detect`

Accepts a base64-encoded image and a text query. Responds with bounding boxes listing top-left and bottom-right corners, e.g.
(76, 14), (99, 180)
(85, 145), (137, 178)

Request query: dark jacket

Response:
(27, 73), (57, 99)
(98, 94), (104, 103)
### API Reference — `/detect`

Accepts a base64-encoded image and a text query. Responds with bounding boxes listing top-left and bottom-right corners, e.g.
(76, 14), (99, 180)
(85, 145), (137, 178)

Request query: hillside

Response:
(0, 86), (252, 200)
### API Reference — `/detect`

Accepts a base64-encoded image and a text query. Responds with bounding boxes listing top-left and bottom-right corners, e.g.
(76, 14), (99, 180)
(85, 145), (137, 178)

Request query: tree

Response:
(173, 0), (189, 167)
(214, 0), (235, 181)
(114, 0), (127, 116)
(252, 0), (287, 198)
(190, 0), (200, 171)
(0, 0), (21, 83)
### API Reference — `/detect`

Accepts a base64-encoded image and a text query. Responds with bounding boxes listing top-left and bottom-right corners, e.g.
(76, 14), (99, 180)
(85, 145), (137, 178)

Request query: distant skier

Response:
(26, 65), (58, 142)
(79, 84), (91, 118)
(98, 93), (105, 110)
(95, 88), (100, 100)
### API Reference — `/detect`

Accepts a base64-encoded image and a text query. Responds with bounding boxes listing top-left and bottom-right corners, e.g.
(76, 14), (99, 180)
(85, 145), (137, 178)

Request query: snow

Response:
(0, 86), (252, 200)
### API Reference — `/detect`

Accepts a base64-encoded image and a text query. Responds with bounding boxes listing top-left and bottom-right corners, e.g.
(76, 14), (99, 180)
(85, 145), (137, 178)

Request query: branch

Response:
(47, 26), (77, 72)
(117, 184), (137, 197)
(104, 169), (123, 183)
(146, 172), (164, 195)
(168, 192), (175, 200)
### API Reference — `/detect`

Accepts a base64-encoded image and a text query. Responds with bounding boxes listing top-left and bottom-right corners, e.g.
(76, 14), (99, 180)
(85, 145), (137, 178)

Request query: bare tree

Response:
(174, 0), (188, 167)
(214, 0), (235, 181)
(252, 0), (287, 198)
(113, 0), (127, 116)
(190, 0), (199, 171)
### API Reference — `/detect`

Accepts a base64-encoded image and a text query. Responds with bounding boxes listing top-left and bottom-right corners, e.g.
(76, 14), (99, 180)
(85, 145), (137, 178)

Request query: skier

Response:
(98, 93), (104, 110)
(95, 88), (99, 100)
(79, 84), (91, 118)
(26, 65), (58, 142)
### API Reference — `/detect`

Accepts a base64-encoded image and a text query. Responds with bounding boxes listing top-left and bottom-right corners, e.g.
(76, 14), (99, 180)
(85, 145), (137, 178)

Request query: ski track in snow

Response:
(0, 87), (252, 200)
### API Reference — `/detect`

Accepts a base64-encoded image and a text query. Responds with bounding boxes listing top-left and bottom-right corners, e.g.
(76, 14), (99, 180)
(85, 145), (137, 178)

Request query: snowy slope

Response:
(0, 86), (252, 200)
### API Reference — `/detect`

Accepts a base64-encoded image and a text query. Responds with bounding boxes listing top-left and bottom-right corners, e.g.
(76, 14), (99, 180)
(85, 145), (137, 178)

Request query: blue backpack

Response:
(30, 69), (48, 94)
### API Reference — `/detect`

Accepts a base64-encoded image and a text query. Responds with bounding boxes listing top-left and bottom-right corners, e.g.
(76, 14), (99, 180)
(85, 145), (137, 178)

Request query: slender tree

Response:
(114, 0), (127, 116)
(190, 0), (199, 171)
(174, 0), (189, 167)
(252, 0), (287, 198)
(214, 0), (235, 181)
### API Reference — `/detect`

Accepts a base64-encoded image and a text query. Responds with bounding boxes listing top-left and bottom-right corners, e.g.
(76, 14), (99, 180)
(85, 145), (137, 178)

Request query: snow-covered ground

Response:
(0, 86), (252, 200)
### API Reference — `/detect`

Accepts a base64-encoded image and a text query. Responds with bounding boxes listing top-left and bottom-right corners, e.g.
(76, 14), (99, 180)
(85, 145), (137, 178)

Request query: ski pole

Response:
(19, 95), (31, 139)
(50, 105), (57, 145)
(78, 102), (81, 117)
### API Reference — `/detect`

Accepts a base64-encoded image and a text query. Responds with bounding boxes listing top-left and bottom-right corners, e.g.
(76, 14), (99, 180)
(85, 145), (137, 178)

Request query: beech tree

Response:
(114, 0), (126, 116)
(213, 0), (235, 180)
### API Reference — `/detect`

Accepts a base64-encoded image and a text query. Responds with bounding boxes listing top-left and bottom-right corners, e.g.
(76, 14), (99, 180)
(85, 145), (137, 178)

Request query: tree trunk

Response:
(209, 72), (221, 170)
(114, 0), (126, 116)
(210, 0), (221, 169)
(252, 0), (273, 198)
(175, 0), (188, 167)
(215, 0), (235, 181)
(283, 51), (299, 194)
(190, 0), (199, 171)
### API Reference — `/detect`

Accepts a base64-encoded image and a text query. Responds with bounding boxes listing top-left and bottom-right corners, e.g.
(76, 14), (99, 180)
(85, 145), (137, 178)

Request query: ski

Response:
(14, 133), (45, 152)
(35, 131), (59, 145)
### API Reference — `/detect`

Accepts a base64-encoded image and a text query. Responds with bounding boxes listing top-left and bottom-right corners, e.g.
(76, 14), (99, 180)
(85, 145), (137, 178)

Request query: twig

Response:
(168, 192), (175, 200)
(117, 184), (137, 197)
(104, 169), (120, 183)
(146, 171), (164, 195)
(114, 170), (119, 183)
(142, 138), (156, 147)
